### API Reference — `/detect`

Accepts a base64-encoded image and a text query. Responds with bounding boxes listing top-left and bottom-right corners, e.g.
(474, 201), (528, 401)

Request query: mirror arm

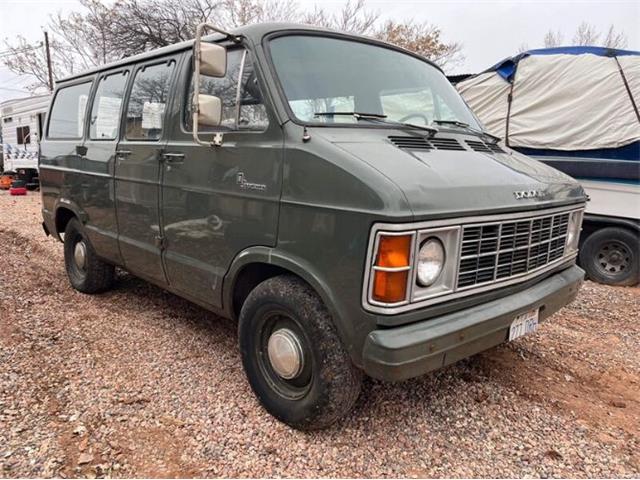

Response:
(193, 22), (234, 148)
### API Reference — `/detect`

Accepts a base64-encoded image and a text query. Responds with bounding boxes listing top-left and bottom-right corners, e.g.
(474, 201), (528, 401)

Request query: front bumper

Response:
(362, 264), (584, 381)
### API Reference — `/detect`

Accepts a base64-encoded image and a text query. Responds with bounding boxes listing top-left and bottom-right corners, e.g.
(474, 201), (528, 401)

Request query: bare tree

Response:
(543, 29), (564, 48)
(601, 24), (628, 48)
(541, 22), (628, 49)
(304, 0), (378, 35)
(572, 21), (600, 45)
(2, 0), (464, 92)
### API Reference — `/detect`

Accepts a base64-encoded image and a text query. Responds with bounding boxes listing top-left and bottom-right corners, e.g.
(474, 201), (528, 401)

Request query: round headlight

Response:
(417, 238), (445, 287)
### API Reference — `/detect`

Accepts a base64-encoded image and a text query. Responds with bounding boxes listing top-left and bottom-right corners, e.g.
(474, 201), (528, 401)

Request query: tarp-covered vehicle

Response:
(456, 47), (640, 286)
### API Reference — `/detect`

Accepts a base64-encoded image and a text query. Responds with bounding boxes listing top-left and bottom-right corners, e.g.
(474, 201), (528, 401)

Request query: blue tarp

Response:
(487, 46), (640, 81)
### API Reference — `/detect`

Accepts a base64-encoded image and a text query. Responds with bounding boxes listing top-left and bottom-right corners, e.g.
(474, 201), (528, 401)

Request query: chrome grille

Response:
(457, 212), (570, 289)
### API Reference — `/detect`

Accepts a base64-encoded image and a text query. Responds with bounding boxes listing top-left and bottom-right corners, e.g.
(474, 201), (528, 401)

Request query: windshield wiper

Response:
(433, 120), (501, 143)
(314, 111), (387, 119)
(314, 111), (438, 136)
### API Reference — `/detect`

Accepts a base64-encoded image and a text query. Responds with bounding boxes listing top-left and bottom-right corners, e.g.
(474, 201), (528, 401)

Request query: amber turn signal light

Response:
(372, 234), (412, 303)
(375, 235), (412, 268)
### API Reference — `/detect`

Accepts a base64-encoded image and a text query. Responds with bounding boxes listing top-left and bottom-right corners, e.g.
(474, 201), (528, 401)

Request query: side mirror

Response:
(200, 43), (227, 78)
(197, 94), (222, 127)
(193, 22), (238, 146)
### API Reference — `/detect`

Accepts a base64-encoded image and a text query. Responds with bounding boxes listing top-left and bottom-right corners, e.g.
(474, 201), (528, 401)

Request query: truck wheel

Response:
(63, 218), (115, 293)
(579, 227), (639, 286)
(238, 275), (362, 430)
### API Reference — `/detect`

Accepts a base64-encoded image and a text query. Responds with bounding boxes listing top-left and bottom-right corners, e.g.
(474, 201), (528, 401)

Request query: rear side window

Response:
(48, 82), (92, 139)
(89, 71), (129, 140)
(125, 61), (175, 140)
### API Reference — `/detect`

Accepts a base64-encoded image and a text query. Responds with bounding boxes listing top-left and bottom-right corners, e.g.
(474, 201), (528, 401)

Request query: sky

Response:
(0, 0), (639, 102)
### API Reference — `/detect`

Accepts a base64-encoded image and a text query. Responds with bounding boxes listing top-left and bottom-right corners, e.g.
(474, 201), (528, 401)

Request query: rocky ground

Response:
(0, 191), (638, 478)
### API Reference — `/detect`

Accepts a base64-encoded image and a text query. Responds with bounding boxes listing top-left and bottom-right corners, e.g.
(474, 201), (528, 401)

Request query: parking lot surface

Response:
(0, 191), (638, 478)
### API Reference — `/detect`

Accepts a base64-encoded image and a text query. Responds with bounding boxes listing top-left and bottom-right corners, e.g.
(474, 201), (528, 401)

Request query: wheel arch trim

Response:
(222, 246), (358, 356)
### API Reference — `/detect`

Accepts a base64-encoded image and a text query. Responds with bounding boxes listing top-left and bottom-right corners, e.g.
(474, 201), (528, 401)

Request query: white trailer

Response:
(1, 94), (51, 186)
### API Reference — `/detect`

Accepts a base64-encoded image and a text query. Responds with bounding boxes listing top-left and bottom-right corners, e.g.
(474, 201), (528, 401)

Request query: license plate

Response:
(509, 308), (539, 341)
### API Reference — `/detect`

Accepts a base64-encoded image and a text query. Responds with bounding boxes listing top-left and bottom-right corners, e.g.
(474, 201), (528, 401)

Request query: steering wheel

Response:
(397, 113), (430, 124)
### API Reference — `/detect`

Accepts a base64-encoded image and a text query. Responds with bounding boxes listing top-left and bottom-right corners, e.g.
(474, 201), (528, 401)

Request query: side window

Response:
(48, 82), (92, 139)
(125, 61), (175, 140)
(238, 58), (269, 130)
(89, 71), (129, 140)
(17, 125), (30, 145)
(185, 49), (268, 131)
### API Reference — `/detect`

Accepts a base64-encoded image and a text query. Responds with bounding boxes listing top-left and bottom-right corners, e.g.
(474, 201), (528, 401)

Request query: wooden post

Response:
(44, 31), (53, 91)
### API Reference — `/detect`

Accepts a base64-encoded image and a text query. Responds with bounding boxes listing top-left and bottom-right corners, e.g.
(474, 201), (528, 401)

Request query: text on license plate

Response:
(509, 308), (539, 341)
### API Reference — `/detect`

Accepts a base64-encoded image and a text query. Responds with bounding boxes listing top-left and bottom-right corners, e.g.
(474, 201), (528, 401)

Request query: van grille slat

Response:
(456, 212), (570, 289)
(388, 136), (465, 151)
(390, 135), (504, 153)
(388, 136), (433, 150)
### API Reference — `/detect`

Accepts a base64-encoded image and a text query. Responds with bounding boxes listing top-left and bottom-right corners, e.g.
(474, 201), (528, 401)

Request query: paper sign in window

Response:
(141, 102), (165, 130)
(96, 96), (122, 139)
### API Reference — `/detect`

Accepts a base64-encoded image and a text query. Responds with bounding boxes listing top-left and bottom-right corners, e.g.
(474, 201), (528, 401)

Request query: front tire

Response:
(579, 227), (639, 286)
(64, 218), (115, 293)
(238, 275), (362, 430)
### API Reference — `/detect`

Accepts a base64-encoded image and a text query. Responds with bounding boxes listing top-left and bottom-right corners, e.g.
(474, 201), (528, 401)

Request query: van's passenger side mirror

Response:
(198, 94), (222, 127)
(199, 43), (227, 78)
(193, 22), (239, 147)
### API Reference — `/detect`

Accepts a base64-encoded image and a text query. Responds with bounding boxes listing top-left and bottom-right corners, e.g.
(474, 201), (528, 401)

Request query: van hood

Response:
(317, 129), (586, 219)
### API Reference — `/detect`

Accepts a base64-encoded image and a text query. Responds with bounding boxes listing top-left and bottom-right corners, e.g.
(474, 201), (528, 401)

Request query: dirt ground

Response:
(0, 191), (638, 478)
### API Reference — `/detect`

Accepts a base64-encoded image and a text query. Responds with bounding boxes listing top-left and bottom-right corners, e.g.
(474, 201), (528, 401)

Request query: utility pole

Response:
(44, 31), (53, 92)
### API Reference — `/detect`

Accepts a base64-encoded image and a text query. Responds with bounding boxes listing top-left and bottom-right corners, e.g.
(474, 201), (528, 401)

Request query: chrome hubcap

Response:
(267, 328), (304, 379)
(74, 241), (87, 270)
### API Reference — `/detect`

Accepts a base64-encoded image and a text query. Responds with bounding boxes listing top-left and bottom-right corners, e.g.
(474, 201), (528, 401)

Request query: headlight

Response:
(565, 211), (582, 252)
(417, 238), (445, 287)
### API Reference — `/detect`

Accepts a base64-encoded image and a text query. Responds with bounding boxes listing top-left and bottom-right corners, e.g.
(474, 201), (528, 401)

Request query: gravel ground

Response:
(0, 191), (638, 478)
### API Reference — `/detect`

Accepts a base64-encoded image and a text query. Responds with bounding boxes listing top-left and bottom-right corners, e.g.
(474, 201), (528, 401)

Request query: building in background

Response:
(1, 93), (51, 188)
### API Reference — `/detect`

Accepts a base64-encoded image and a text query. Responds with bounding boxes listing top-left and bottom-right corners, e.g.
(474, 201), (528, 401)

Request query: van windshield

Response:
(269, 35), (480, 128)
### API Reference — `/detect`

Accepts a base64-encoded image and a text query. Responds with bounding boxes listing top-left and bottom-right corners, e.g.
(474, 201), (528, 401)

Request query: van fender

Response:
(223, 246), (358, 358)
(53, 198), (87, 238)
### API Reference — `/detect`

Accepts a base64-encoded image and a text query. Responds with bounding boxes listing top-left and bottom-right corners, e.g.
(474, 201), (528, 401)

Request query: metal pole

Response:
(44, 31), (53, 91)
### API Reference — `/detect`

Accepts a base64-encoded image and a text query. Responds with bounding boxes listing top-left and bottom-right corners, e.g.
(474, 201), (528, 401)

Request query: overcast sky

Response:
(0, 0), (638, 101)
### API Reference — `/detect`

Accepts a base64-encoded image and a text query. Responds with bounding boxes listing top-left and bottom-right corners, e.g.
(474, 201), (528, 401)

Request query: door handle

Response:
(115, 149), (131, 158)
(76, 145), (87, 156)
(162, 153), (185, 164)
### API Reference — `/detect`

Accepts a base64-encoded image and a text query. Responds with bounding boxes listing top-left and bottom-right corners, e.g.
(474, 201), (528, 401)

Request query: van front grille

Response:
(457, 211), (570, 289)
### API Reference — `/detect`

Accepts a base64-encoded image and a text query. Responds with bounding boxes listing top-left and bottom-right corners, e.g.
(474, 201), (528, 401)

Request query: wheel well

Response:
(55, 207), (76, 238)
(580, 217), (639, 247)
(231, 263), (293, 319)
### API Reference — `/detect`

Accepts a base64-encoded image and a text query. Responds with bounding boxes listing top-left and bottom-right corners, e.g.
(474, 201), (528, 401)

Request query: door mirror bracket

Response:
(192, 22), (240, 147)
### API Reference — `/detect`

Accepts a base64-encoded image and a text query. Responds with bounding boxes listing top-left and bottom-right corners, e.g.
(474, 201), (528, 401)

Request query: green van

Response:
(40, 22), (587, 429)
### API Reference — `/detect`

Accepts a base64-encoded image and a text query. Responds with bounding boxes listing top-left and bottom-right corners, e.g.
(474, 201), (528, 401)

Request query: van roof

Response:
(58, 23), (344, 83)
(57, 22), (442, 84)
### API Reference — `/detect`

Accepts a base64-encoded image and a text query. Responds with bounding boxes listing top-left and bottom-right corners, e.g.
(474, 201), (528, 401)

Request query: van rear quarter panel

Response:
(41, 77), (121, 264)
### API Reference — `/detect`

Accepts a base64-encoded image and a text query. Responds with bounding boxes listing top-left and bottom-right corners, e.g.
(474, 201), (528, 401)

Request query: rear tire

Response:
(579, 227), (639, 286)
(64, 218), (115, 293)
(238, 275), (362, 430)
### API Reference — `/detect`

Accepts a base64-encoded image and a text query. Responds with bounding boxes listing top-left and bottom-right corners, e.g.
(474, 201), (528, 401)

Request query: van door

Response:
(161, 47), (282, 307)
(115, 57), (178, 284)
(82, 69), (130, 264)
